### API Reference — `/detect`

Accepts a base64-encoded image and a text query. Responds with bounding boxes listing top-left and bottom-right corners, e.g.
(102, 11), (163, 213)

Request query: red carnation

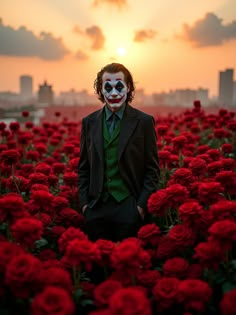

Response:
(9, 122), (20, 132)
(111, 238), (151, 275)
(221, 143), (233, 154)
(63, 238), (100, 271)
(220, 288), (236, 315)
(163, 257), (189, 279)
(94, 279), (122, 307)
(58, 227), (88, 253)
(0, 193), (27, 223)
(22, 111), (29, 117)
(0, 241), (25, 274)
(172, 135), (188, 152)
(178, 201), (204, 226)
(215, 171), (236, 196)
(156, 236), (179, 260)
(29, 172), (48, 186)
(152, 277), (180, 311)
(26, 150), (40, 162)
(11, 217), (43, 249)
(166, 184), (189, 207)
(208, 219), (236, 244)
(109, 287), (152, 315)
(147, 189), (170, 217)
(95, 239), (116, 266)
(137, 223), (161, 246)
(194, 241), (227, 270)
(35, 162), (51, 175)
(177, 279), (212, 313)
(188, 157), (207, 177)
(39, 267), (73, 293)
(31, 286), (75, 315)
(63, 172), (78, 186)
(171, 168), (194, 186)
(136, 269), (161, 289)
(56, 208), (84, 228)
(5, 253), (42, 298)
(168, 224), (196, 248)
(0, 149), (20, 165)
(209, 200), (236, 220)
(198, 181), (224, 205)
(52, 162), (66, 175)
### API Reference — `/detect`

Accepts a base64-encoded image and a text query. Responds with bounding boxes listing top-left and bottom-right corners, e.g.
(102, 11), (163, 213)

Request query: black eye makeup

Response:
(104, 82), (112, 92)
(116, 81), (125, 92)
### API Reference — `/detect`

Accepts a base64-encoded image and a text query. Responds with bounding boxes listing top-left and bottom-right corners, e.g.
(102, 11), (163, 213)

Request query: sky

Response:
(1, 0), (236, 97)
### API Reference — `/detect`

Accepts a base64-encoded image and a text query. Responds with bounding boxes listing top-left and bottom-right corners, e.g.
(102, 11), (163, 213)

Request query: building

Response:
(20, 75), (33, 99)
(38, 81), (54, 106)
(218, 69), (234, 106)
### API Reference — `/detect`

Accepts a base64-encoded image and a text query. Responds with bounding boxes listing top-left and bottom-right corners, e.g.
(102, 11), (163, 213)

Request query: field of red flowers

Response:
(0, 101), (236, 315)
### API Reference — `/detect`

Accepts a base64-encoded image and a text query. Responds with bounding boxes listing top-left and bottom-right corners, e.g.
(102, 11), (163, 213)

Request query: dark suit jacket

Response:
(78, 104), (160, 210)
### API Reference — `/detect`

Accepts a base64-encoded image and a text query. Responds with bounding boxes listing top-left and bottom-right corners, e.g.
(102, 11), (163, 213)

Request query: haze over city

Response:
(1, 0), (236, 97)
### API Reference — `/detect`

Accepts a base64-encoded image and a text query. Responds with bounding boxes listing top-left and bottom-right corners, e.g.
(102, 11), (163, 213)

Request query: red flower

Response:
(109, 287), (152, 315)
(52, 196), (70, 213)
(39, 267), (73, 293)
(215, 171), (236, 196)
(38, 249), (57, 261)
(220, 288), (236, 315)
(209, 200), (236, 220)
(136, 269), (161, 289)
(170, 168), (194, 186)
(68, 157), (80, 172)
(0, 149), (20, 165)
(52, 162), (66, 175)
(156, 236), (179, 260)
(152, 277), (180, 311)
(111, 238), (151, 274)
(30, 190), (53, 207)
(56, 208), (84, 228)
(177, 279), (212, 313)
(168, 224), (196, 248)
(166, 184), (189, 207)
(0, 241), (25, 273)
(221, 143), (233, 154)
(137, 223), (161, 246)
(178, 201), (204, 226)
(63, 143), (75, 155)
(63, 172), (78, 186)
(35, 162), (51, 175)
(9, 122), (20, 132)
(94, 279), (123, 307)
(194, 241), (227, 270)
(163, 257), (189, 279)
(26, 150), (40, 162)
(96, 239), (116, 266)
(198, 181), (224, 205)
(25, 121), (34, 129)
(29, 172), (48, 186)
(147, 189), (170, 217)
(22, 111), (29, 117)
(31, 286), (75, 315)
(11, 217), (43, 249)
(5, 253), (42, 298)
(63, 238), (100, 271)
(172, 135), (188, 152)
(58, 227), (88, 253)
(0, 193), (27, 223)
(208, 219), (236, 243)
(207, 148), (221, 161)
(188, 158), (207, 177)
(156, 124), (169, 136)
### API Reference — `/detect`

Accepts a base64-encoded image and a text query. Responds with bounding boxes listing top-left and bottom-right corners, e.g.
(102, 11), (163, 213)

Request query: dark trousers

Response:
(84, 195), (143, 243)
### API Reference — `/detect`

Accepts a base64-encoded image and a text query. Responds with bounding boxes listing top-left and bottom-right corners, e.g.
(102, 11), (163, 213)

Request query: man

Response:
(78, 63), (159, 242)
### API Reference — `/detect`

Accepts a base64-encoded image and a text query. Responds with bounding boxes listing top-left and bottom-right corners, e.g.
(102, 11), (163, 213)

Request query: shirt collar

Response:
(104, 103), (126, 121)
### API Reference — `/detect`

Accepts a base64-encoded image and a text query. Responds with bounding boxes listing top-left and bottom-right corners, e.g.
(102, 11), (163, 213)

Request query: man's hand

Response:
(82, 205), (88, 214)
(137, 205), (145, 220)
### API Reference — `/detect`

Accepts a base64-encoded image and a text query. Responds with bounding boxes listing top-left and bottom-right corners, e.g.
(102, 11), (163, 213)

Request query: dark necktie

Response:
(109, 113), (119, 136)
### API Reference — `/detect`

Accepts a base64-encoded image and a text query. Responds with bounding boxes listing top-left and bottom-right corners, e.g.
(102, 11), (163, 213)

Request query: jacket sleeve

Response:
(78, 118), (90, 209)
(137, 115), (160, 210)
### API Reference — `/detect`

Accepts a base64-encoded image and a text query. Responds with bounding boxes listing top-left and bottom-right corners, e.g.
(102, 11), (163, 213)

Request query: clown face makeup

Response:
(101, 71), (129, 110)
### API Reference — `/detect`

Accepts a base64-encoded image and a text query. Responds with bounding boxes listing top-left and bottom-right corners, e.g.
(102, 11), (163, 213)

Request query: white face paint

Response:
(101, 71), (129, 110)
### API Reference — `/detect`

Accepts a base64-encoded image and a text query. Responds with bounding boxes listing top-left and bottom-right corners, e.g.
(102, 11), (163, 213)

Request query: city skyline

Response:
(1, 0), (236, 97)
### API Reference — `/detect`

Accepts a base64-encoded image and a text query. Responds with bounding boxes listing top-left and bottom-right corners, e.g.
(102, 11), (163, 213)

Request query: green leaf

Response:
(74, 288), (83, 300)
(35, 238), (48, 248)
(80, 299), (94, 307)
(222, 281), (236, 293)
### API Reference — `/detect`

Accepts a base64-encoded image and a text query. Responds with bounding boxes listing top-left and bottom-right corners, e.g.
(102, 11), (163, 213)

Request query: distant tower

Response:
(20, 75), (33, 99)
(218, 69), (234, 106)
(38, 80), (54, 105)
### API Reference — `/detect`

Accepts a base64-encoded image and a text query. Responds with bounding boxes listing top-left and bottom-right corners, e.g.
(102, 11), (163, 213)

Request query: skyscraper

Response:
(218, 69), (234, 106)
(20, 75), (33, 99)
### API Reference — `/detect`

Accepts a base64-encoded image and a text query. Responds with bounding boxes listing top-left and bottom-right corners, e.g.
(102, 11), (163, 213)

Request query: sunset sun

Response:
(117, 47), (127, 56)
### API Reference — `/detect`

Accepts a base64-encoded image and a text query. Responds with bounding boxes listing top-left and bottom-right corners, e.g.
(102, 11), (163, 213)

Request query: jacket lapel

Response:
(118, 105), (138, 160)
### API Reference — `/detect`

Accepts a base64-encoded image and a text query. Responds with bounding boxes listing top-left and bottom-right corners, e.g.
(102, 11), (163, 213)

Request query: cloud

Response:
(92, 0), (127, 9)
(85, 25), (105, 50)
(179, 12), (236, 47)
(74, 50), (89, 60)
(133, 29), (157, 42)
(0, 19), (69, 60)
